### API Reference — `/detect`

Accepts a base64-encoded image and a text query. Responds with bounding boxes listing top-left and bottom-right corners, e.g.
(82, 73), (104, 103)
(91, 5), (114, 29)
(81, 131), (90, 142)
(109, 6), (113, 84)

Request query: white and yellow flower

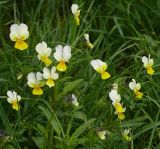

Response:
(43, 66), (59, 87)
(97, 130), (106, 140)
(84, 34), (94, 49)
(142, 55), (154, 75)
(71, 94), (79, 106)
(122, 129), (132, 141)
(9, 23), (29, 50)
(35, 41), (52, 67)
(53, 45), (71, 72)
(129, 79), (143, 99)
(91, 59), (111, 80)
(71, 4), (80, 26)
(27, 72), (45, 95)
(7, 91), (21, 111)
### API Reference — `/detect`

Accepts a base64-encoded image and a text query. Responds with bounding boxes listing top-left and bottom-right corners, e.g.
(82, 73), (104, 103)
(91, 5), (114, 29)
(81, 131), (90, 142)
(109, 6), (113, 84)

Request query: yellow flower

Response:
(9, 23), (29, 50)
(122, 129), (132, 141)
(7, 91), (21, 111)
(97, 130), (107, 140)
(27, 72), (45, 95)
(142, 55), (154, 75)
(84, 34), (94, 49)
(53, 45), (71, 72)
(35, 41), (52, 67)
(71, 4), (80, 26)
(91, 59), (111, 80)
(129, 79), (143, 99)
(42, 66), (59, 87)
(71, 94), (79, 106)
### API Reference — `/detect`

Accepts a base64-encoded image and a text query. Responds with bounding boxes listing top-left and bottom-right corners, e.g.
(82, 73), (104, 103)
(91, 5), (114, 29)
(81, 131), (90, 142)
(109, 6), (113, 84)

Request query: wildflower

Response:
(27, 72), (45, 95)
(35, 41), (52, 67)
(109, 85), (125, 120)
(71, 4), (80, 26)
(7, 91), (21, 111)
(129, 79), (143, 99)
(42, 66), (59, 87)
(53, 45), (71, 72)
(97, 130), (106, 140)
(142, 55), (154, 75)
(122, 129), (132, 141)
(91, 59), (111, 80)
(9, 23), (29, 50)
(84, 34), (94, 49)
(71, 94), (79, 106)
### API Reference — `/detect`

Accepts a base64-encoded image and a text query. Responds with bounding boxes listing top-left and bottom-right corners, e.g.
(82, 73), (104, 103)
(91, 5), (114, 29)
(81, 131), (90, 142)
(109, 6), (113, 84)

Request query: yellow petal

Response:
(41, 57), (52, 67)
(134, 90), (143, 99)
(118, 113), (125, 120)
(101, 71), (111, 80)
(123, 135), (132, 141)
(46, 78), (55, 87)
(146, 66), (154, 75)
(14, 40), (28, 50)
(114, 102), (125, 113)
(12, 102), (20, 111)
(74, 10), (80, 26)
(87, 42), (94, 49)
(32, 87), (43, 95)
(57, 61), (67, 72)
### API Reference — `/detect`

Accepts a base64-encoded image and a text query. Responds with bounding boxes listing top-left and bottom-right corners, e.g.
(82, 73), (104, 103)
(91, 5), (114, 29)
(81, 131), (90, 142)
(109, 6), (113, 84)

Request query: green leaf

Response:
(63, 79), (83, 94)
(32, 137), (45, 149)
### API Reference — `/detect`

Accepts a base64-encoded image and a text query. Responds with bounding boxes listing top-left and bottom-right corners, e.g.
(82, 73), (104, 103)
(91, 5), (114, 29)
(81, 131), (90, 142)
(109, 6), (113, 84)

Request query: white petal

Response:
(71, 4), (79, 14)
(7, 91), (13, 99)
(10, 24), (19, 32)
(84, 34), (89, 42)
(149, 59), (154, 65)
(53, 45), (63, 61)
(12, 91), (17, 99)
(129, 82), (136, 90)
(36, 72), (43, 82)
(36, 42), (51, 56)
(135, 83), (141, 90)
(43, 67), (51, 79)
(109, 90), (118, 102)
(62, 45), (71, 62)
(52, 73), (59, 80)
(142, 56), (148, 65)
(90, 59), (100, 70)
(27, 72), (36, 83)
(17, 95), (21, 101)
(7, 98), (13, 103)
(19, 23), (29, 40)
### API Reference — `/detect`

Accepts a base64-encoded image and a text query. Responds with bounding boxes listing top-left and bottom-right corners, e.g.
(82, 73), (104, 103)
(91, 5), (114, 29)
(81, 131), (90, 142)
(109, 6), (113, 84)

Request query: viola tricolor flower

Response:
(109, 84), (126, 120)
(142, 55), (154, 75)
(35, 41), (52, 67)
(9, 23), (29, 50)
(71, 94), (79, 106)
(84, 34), (94, 49)
(53, 45), (71, 72)
(129, 79), (143, 99)
(27, 72), (45, 95)
(97, 130), (107, 140)
(71, 4), (80, 26)
(43, 66), (59, 87)
(7, 91), (21, 111)
(91, 59), (111, 80)
(122, 129), (132, 141)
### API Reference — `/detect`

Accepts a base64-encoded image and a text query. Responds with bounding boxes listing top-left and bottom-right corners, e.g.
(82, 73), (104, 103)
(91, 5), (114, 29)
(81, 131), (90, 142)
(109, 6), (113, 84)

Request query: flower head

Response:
(142, 55), (154, 75)
(122, 129), (132, 141)
(84, 34), (94, 49)
(71, 94), (79, 106)
(43, 66), (59, 87)
(129, 79), (143, 99)
(35, 41), (52, 66)
(27, 72), (45, 95)
(9, 23), (29, 50)
(53, 45), (71, 72)
(71, 4), (80, 26)
(91, 59), (111, 80)
(97, 130), (106, 140)
(109, 89), (121, 104)
(7, 91), (21, 111)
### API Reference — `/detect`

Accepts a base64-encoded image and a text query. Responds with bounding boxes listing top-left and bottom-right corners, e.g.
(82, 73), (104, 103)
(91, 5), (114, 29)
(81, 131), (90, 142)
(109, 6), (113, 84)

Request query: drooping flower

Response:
(42, 66), (59, 87)
(91, 59), (111, 80)
(35, 41), (52, 67)
(27, 72), (45, 95)
(71, 4), (80, 26)
(97, 130), (107, 140)
(142, 55), (154, 75)
(84, 34), (94, 49)
(122, 129), (132, 141)
(109, 84), (125, 120)
(71, 94), (79, 106)
(129, 79), (143, 99)
(7, 91), (21, 111)
(53, 45), (71, 72)
(9, 23), (29, 50)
